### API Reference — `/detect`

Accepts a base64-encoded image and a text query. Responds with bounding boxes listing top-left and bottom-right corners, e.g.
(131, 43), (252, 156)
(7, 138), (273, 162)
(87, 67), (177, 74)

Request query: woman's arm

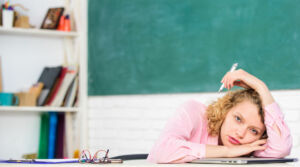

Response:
(221, 69), (292, 157)
(253, 102), (292, 157)
(206, 139), (267, 158)
(147, 100), (208, 163)
(221, 69), (274, 107)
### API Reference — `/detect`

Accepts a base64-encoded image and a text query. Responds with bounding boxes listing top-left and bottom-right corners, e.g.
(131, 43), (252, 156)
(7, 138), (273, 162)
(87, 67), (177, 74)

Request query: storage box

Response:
(15, 92), (37, 106)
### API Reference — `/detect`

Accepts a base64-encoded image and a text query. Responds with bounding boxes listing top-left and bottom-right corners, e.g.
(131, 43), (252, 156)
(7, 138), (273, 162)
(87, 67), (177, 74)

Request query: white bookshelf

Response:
(0, 0), (87, 159)
(0, 27), (78, 37)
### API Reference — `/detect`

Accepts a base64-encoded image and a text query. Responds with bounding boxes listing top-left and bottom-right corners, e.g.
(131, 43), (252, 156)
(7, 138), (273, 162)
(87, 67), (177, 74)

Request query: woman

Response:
(147, 69), (292, 163)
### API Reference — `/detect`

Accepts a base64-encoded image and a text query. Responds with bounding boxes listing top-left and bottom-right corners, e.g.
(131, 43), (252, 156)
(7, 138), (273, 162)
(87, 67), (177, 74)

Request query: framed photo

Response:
(41, 7), (64, 29)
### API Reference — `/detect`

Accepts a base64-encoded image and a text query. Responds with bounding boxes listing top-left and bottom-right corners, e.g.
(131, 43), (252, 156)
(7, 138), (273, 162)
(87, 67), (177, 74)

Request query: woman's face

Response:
(219, 100), (265, 146)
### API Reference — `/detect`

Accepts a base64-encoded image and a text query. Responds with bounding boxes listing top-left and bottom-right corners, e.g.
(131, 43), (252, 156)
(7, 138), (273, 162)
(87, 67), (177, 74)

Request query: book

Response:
(50, 67), (77, 107)
(64, 112), (74, 158)
(55, 113), (65, 158)
(63, 76), (78, 107)
(45, 67), (68, 106)
(48, 112), (58, 159)
(37, 66), (62, 106)
(38, 113), (49, 159)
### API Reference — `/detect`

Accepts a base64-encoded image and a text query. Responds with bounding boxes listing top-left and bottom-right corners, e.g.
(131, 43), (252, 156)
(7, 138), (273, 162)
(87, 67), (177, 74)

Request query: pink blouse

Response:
(147, 100), (292, 163)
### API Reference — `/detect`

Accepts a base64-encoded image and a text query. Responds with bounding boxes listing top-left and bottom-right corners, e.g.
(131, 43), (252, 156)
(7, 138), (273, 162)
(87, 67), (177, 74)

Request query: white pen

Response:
(218, 63), (238, 92)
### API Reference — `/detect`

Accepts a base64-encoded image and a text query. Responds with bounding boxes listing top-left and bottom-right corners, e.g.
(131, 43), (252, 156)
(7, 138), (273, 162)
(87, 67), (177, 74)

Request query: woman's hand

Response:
(206, 139), (267, 158)
(220, 69), (275, 107)
(225, 139), (267, 158)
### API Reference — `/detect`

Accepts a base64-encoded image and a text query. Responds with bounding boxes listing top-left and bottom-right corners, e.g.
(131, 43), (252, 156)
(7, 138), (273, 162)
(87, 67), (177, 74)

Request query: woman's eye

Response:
(235, 116), (241, 122)
(250, 128), (258, 135)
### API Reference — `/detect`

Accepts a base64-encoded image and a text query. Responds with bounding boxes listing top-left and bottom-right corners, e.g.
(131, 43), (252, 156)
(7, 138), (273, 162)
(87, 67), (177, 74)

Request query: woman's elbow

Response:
(270, 137), (293, 158)
(279, 139), (293, 158)
(280, 135), (293, 157)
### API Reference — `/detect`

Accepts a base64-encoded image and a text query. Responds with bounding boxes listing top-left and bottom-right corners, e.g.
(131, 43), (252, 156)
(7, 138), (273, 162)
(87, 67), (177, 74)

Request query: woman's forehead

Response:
(229, 101), (264, 127)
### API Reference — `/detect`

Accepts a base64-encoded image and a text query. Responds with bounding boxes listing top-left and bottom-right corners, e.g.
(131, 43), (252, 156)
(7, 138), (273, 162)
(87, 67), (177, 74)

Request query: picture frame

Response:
(40, 7), (64, 29)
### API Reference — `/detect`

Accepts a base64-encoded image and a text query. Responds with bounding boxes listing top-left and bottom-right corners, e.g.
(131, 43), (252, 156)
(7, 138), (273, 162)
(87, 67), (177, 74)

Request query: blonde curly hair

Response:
(206, 89), (264, 136)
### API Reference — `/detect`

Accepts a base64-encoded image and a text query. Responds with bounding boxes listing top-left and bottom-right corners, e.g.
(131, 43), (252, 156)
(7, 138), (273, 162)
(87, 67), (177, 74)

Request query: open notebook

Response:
(189, 157), (298, 164)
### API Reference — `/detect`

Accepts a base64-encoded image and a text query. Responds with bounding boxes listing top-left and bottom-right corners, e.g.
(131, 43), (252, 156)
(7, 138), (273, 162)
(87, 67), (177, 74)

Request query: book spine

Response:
(46, 67), (68, 106)
(38, 113), (49, 159)
(48, 112), (58, 159)
(55, 113), (65, 158)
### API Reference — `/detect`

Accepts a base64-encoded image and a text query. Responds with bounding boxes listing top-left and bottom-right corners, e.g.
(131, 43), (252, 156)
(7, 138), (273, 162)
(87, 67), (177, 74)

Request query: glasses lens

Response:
(79, 150), (91, 163)
(92, 150), (109, 163)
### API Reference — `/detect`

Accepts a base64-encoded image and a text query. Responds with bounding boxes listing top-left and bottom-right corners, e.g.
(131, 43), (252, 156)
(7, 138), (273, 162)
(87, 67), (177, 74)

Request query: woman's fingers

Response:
(221, 70), (252, 90)
(223, 77), (228, 89)
(221, 71), (242, 90)
(227, 73), (235, 90)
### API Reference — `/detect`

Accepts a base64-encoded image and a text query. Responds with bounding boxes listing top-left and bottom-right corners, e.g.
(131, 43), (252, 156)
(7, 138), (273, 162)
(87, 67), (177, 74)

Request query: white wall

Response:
(88, 90), (300, 159)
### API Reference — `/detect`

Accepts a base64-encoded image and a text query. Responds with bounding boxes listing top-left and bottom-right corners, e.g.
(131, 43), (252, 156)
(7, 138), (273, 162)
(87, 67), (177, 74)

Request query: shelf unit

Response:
(0, 0), (87, 159)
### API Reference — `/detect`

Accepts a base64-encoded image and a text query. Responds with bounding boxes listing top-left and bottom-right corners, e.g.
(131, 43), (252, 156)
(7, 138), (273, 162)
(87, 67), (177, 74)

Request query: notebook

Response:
(190, 157), (298, 164)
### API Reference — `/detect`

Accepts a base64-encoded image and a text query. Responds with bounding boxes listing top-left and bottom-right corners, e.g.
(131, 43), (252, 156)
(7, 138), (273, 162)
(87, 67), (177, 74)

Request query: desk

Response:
(0, 160), (298, 167)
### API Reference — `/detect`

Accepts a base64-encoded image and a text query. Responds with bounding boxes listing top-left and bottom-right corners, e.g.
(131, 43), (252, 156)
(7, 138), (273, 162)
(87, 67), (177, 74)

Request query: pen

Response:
(218, 63), (238, 92)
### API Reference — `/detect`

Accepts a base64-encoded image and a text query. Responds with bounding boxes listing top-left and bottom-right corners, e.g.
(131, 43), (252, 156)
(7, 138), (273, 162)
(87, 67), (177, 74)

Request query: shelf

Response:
(0, 106), (79, 113)
(0, 27), (78, 38)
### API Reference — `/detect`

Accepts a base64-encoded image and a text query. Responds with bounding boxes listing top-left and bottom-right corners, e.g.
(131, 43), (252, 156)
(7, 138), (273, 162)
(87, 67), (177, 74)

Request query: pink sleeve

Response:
(254, 102), (292, 158)
(147, 101), (206, 163)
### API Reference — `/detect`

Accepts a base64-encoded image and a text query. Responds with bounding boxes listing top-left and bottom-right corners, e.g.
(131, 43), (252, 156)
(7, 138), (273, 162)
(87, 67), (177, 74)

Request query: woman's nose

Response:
(236, 126), (247, 139)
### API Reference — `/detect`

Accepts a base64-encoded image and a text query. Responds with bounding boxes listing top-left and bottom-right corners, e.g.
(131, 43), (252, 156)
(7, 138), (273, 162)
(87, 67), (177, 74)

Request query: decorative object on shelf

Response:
(14, 12), (31, 28)
(2, 1), (14, 28)
(41, 7), (64, 29)
(0, 92), (19, 106)
(56, 15), (64, 31)
(13, 3), (33, 28)
(22, 153), (37, 159)
(15, 92), (36, 106)
(15, 82), (43, 106)
(57, 14), (71, 32)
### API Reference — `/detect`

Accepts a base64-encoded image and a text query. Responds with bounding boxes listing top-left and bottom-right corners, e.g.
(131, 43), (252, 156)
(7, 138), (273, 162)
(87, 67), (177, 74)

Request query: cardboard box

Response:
(15, 92), (37, 106)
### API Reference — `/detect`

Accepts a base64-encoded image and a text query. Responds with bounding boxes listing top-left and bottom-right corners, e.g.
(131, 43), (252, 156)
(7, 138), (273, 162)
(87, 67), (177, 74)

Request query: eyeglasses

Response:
(79, 149), (122, 164)
(79, 149), (110, 164)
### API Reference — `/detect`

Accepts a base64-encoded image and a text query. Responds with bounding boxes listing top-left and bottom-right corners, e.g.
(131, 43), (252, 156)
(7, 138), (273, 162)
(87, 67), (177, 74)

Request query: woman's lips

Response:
(228, 136), (241, 145)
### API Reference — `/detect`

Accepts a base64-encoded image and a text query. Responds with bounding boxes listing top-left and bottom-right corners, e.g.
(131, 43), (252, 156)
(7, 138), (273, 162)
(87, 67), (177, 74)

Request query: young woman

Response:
(147, 69), (292, 163)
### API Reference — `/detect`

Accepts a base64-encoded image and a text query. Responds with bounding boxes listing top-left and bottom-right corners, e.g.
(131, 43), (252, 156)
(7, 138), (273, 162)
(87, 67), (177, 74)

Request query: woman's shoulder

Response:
(181, 100), (207, 117)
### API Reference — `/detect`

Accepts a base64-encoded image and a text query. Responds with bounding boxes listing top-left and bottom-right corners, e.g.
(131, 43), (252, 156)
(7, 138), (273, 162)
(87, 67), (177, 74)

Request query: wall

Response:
(88, 90), (300, 159)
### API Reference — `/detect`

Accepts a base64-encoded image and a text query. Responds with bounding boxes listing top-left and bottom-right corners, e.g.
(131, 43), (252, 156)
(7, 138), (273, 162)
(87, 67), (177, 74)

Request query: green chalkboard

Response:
(88, 0), (300, 95)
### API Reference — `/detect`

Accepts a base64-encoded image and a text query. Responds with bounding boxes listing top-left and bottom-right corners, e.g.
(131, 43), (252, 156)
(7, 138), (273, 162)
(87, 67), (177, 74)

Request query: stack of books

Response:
(36, 65), (79, 159)
(37, 65), (78, 108)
